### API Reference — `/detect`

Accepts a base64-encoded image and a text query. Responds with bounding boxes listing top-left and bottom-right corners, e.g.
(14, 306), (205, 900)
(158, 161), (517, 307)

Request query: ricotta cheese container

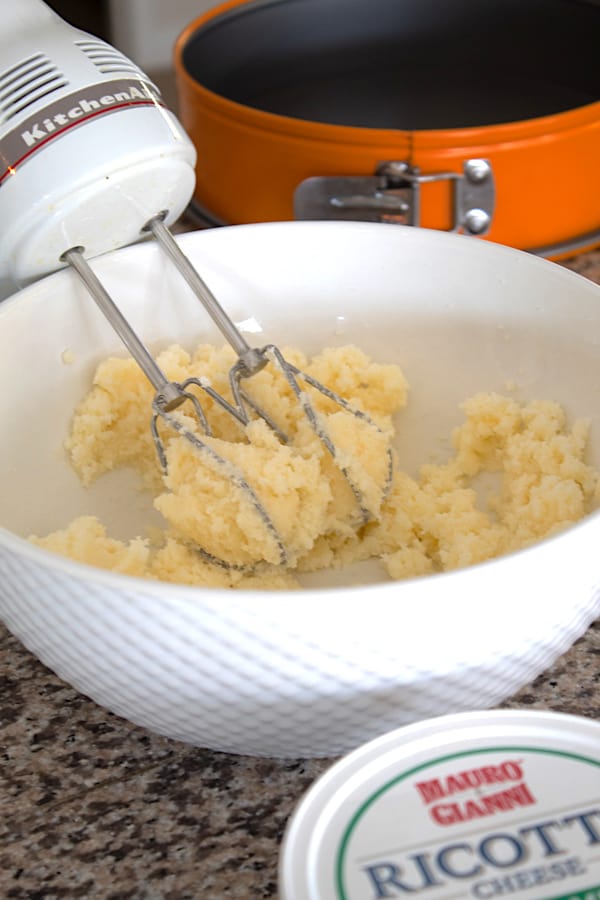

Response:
(279, 710), (600, 900)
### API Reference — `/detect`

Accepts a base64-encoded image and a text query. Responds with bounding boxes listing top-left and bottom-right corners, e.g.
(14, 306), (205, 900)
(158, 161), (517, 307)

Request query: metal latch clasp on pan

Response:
(294, 158), (496, 235)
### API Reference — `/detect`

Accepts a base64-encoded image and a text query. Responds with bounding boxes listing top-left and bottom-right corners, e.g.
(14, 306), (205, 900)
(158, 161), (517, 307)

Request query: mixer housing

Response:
(0, 0), (196, 297)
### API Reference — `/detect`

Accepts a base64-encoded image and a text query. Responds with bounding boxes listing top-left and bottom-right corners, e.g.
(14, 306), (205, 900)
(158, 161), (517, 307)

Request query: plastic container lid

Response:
(279, 710), (600, 900)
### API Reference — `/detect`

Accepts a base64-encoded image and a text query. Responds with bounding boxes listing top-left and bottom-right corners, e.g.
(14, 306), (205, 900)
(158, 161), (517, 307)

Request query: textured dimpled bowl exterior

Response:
(0, 222), (599, 757)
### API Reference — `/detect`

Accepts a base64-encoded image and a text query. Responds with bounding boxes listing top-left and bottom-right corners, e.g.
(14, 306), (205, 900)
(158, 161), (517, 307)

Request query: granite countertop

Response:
(1, 247), (599, 900)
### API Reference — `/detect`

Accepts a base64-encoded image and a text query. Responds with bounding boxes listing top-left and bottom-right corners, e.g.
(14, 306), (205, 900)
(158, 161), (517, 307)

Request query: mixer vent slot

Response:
(0, 54), (67, 123)
(75, 40), (148, 80)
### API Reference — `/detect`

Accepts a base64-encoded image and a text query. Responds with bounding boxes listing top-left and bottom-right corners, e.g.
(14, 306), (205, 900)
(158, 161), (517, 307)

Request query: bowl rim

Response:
(1, 219), (600, 309)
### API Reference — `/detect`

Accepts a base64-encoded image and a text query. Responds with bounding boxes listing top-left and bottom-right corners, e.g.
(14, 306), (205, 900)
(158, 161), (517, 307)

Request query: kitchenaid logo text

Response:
(0, 80), (163, 184)
(416, 759), (536, 826)
(19, 83), (160, 146)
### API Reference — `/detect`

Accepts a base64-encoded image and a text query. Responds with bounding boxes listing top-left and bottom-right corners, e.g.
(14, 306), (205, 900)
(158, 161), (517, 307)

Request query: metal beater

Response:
(62, 215), (393, 568)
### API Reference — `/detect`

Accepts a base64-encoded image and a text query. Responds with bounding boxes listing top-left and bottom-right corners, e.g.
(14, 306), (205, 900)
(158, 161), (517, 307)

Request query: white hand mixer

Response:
(0, 0), (392, 568)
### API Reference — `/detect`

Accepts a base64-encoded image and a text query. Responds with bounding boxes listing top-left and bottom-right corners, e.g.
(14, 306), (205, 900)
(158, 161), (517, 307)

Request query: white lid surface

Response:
(279, 710), (600, 900)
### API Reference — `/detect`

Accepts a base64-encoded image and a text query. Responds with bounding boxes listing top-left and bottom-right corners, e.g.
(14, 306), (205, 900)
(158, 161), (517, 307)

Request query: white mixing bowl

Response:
(0, 222), (598, 757)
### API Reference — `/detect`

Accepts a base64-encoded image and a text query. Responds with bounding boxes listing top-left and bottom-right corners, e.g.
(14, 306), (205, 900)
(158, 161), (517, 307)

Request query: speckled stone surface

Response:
(1, 248), (599, 899)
